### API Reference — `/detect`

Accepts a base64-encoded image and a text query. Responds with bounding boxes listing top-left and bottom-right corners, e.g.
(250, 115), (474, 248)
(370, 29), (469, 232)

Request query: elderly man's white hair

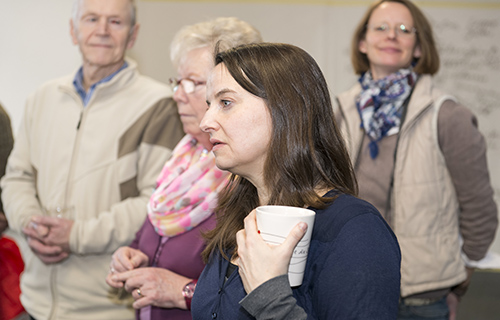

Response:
(71, 0), (137, 28)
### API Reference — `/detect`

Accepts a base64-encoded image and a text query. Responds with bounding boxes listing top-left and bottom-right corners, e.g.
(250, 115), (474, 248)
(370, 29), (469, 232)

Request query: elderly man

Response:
(1, 0), (184, 319)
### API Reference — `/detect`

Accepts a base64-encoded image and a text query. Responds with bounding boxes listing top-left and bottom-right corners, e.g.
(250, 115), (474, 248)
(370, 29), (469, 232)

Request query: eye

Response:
(375, 24), (387, 32)
(110, 19), (121, 25)
(221, 100), (232, 108)
(399, 25), (411, 34)
(84, 16), (98, 23)
(206, 100), (211, 110)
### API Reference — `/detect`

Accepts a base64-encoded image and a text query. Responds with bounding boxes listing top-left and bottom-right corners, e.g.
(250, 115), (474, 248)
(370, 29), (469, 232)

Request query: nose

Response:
(387, 27), (397, 39)
(200, 106), (217, 133)
(96, 18), (109, 35)
(173, 85), (188, 104)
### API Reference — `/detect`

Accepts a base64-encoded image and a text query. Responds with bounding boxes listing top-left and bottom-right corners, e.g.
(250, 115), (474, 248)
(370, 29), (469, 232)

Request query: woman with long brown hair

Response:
(192, 43), (401, 319)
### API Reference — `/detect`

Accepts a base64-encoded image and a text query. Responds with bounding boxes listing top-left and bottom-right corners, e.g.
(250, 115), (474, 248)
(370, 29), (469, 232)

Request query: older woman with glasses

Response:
(105, 17), (262, 320)
(335, 1), (498, 319)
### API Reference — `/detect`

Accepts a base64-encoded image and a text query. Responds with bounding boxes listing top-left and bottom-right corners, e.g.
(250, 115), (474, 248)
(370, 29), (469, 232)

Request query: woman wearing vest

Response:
(335, 1), (498, 319)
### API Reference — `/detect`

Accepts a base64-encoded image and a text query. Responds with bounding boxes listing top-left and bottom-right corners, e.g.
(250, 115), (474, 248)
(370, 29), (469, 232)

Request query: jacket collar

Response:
(58, 57), (138, 104)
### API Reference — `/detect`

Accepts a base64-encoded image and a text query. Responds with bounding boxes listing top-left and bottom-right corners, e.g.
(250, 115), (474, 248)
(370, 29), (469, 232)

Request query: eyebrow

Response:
(81, 12), (124, 20)
(206, 88), (236, 106)
(214, 88), (237, 99)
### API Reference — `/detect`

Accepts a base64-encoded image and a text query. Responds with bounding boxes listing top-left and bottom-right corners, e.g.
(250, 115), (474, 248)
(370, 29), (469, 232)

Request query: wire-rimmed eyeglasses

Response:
(366, 23), (417, 37)
(168, 78), (206, 94)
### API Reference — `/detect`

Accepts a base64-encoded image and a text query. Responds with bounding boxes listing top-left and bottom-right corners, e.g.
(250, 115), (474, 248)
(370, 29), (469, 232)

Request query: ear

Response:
(126, 24), (140, 50)
(359, 39), (367, 54)
(70, 19), (78, 45)
(413, 44), (422, 58)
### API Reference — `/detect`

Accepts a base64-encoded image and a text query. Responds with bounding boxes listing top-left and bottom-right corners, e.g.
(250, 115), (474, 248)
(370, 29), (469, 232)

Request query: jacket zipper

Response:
(47, 93), (85, 320)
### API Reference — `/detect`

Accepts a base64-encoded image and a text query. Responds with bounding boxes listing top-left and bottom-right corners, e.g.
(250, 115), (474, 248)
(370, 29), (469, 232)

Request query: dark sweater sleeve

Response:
(438, 101), (498, 261)
(0, 104), (14, 214)
(240, 275), (307, 320)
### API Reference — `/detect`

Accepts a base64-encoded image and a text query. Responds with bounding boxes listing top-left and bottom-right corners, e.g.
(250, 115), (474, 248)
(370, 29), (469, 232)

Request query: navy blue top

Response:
(191, 192), (401, 320)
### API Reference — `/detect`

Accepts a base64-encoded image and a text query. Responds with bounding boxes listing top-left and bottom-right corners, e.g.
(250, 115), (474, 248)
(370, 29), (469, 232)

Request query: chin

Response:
(214, 159), (233, 173)
(182, 124), (198, 136)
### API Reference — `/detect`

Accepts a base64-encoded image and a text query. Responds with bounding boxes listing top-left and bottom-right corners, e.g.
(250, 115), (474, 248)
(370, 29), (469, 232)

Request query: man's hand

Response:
(25, 216), (73, 252)
(25, 236), (69, 264)
(22, 215), (74, 264)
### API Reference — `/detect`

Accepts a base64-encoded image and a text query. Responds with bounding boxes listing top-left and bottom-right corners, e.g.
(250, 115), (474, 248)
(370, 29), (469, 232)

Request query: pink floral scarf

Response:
(147, 135), (230, 237)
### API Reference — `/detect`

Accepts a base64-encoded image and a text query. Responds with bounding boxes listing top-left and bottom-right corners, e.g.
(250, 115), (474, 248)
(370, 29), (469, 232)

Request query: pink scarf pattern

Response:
(147, 135), (230, 237)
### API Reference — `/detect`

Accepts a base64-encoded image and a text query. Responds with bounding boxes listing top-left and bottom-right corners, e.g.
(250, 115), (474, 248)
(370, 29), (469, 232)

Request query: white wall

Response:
(1, 0), (499, 259)
(0, 1), (81, 130)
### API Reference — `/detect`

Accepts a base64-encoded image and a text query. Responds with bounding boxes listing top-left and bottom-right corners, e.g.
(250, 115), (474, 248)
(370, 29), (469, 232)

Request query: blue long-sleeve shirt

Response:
(192, 192), (401, 320)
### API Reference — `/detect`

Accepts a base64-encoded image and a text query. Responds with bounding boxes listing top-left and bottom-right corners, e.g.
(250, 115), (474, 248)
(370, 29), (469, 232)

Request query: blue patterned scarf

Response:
(356, 68), (418, 158)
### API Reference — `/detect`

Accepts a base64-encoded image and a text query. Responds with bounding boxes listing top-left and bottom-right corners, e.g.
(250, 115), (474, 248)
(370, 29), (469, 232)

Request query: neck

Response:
(81, 60), (125, 91)
(315, 186), (330, 198)
(370, 69), (392, 81)
(252, 178), (270, 206)
(370, 65), (412, 81)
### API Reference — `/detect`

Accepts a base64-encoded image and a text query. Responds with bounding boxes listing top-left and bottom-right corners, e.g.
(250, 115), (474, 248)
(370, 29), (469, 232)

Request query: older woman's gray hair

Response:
(170, 17), (262, 68)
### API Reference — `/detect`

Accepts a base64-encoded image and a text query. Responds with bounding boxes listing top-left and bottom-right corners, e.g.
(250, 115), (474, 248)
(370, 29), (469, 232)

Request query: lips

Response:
(379, 47), (401, 53)
(89, 44), (113, 48)
(209, 138), (224, 149)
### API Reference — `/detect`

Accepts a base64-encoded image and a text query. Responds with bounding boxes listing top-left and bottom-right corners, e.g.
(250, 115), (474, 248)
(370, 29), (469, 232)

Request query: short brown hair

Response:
(202, 43), (358, 262)
(351, 0), (439, 75)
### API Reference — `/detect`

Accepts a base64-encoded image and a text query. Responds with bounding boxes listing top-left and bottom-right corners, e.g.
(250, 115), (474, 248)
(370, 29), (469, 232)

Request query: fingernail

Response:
(299, 222), (308, 231)
(257, 230), (261, 234)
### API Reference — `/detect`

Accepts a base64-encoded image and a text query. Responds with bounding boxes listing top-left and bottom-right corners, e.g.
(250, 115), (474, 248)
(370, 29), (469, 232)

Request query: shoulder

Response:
(122, 74), (173, 109)
(431, 86), (480, 140)
(335, 83), (361, 125)
(23, 74), (75, 111)
(321, 193), (380, 219)
(118, 72), (174, 115)
(311, 193), (391, 243)
(126, 60), (170, 96)
(135, 74), (170, 92)
(336, 83), (361, 106)
(0, 104), (10, 123)
(438, 100), (476, 125)
(120, 60), (172, 99)
(32, 74), (74, 95)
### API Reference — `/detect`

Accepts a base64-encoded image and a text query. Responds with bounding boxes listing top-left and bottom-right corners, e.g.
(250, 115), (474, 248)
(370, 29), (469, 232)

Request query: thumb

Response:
(130, 253), (147, 269)
(32, 215), (59, 227)
(281, 222), (308, 254)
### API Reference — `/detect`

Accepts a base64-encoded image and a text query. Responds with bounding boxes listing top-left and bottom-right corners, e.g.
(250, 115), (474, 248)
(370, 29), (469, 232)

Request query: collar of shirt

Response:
(72, 61), (128, 107)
